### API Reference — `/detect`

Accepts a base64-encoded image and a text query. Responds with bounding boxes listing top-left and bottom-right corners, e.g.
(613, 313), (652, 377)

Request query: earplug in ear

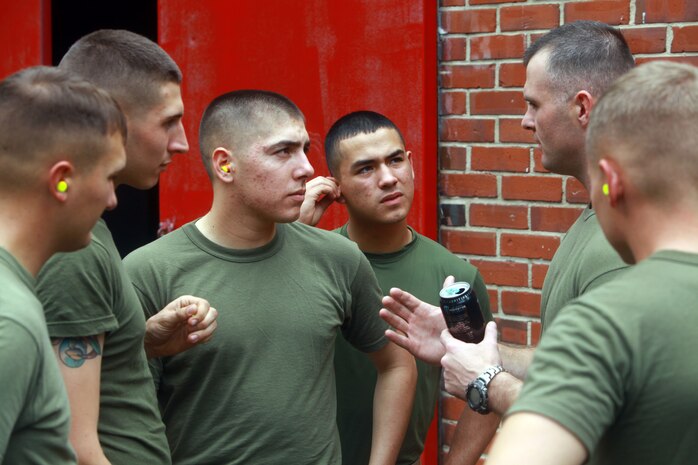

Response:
(221, 165), (231, 173)
(57, 180), (69, 193)
(602, 183), (609, 196)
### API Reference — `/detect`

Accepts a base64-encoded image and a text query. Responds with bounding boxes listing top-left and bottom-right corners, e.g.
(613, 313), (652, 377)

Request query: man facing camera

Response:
(124, 91), (417, 465)
(300, 110), (493, 465)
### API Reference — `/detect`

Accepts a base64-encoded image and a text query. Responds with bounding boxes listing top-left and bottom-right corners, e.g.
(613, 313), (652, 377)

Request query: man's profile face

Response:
(234, 115), (314, 224)
(119, 81), (189, 189)
(335, 127), (414, 226)
(521, 50), (584, 177)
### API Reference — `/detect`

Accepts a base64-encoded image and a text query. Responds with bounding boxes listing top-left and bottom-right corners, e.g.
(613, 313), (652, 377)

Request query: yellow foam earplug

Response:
(221, 165), (230, 173)
(57, 180), (68, 193)
(602, 183), (609, 196)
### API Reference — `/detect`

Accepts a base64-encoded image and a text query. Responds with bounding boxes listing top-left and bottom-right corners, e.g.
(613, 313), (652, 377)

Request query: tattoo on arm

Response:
(51, 336), (102, 368)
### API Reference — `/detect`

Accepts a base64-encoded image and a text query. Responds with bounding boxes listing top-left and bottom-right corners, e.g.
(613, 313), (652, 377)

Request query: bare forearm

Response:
(445, 407), (500, 465)
(369, 362), (417, 465)
(73, 440), (111, 465)
(498, 344), (535, 380)
(487, 372), (522, 416)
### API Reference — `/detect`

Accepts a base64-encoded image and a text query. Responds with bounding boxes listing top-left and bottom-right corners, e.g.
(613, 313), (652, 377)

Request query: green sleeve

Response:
(0, 320), (39, 452)
(341, 253), (389, 353)
(508, 302), (630, 454)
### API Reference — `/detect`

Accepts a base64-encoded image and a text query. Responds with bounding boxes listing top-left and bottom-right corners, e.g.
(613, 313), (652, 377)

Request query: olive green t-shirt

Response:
(0, 248), (75, 465)
(540, 206), (627, 330)
(36, 220), (170, 464)
(124, 221), (388, 465)
(334, 225), (492, 465)
(510, 250), (698, 465)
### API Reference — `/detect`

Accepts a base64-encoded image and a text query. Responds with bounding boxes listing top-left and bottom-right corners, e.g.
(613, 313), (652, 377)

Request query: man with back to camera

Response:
(298, 110), (496, 465)
(379, 20), (633, 463)
(0, 65), (127, 464)
(123, 90), (417, 465)
(36, 30), (218, 465)
(472, 59), (698, 465)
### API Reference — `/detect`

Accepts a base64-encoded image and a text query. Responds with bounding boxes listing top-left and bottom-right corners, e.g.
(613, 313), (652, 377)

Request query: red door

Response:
(0, 0), (51, 79)
(157, 1), (437, 239)
(158, 2), (438, 463)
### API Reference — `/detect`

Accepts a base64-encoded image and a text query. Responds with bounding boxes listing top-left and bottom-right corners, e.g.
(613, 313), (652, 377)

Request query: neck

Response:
(346, 218), (412, 254)
(0, 200), (56, 276)
(624, 201), (698, 262)
(197, 194), (276, 249)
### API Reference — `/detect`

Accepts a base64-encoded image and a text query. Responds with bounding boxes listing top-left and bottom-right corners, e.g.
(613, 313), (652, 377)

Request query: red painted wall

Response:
(157, 0), (438, 240)
(0, 0), (51, 79)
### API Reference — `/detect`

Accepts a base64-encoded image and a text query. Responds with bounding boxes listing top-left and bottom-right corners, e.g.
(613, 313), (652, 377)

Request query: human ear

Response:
(598, 158), (624, 208)
(574, 91), (594, 128)
(48, 161), (74, 202)
(212, 147), (235, 181)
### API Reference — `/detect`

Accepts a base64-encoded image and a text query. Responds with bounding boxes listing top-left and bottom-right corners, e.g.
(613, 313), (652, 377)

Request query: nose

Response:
(169, 121), (189, 155)
(521, 109), (535, 132)
(105, 183), (118, 211)
(377, 164), (398, 189)
(294, 152), (314, 180)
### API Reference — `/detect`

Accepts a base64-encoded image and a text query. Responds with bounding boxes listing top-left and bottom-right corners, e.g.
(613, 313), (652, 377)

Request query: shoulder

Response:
(124, 224), (190, 267)
(286, 222), (362, 257)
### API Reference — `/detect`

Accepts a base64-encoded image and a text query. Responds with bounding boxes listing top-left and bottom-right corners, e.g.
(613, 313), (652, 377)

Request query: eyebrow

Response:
(266, 139), (311, 152)
(350, 149), (405, 170)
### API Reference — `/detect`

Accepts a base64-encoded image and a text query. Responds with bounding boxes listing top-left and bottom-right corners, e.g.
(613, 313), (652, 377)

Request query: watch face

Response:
(468, 387), (483, 405)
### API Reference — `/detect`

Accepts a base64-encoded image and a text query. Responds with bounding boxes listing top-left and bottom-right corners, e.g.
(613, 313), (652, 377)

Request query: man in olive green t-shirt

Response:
(0, 66), (127, 464)
(36, 30), (217, 465)
(125, 90), (417, 465)
(480, 60), (698, 465)
(379, 21), (633, 464)
(300, 111), (495, 465)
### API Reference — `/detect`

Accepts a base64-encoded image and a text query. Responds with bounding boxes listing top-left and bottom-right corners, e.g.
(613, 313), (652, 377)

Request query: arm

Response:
(144, 295), (218, 358)
(487, 413), (587, 465)
(444, 407), (500, 465)
(498, 343), (535, 380)
(52, 334), (111, 465)
(298, 176), (341, 226)
(366, 341), (417, 465)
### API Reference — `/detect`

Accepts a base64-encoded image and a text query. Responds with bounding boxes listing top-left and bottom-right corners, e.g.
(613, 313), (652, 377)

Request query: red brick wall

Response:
(437, 0), (698, 461)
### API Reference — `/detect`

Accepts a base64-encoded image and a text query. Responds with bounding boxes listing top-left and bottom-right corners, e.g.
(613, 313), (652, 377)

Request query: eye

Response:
(388, 156), (404, 165)
(357, 166), (373, 175)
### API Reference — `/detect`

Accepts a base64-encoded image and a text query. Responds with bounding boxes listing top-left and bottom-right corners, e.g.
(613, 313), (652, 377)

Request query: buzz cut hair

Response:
(59, 29), (182, 114)
(198, 89), (305, 179)
(324, 110), (404, 175)
(0, 66), (127, 189)
(524, 20), (635, 100)
(587, 61), (698, 204)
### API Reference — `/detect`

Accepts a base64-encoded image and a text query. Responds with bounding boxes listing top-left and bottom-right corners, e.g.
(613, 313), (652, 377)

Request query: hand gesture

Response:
(144, 295), (218, 358)
(298, 176), (341, 226)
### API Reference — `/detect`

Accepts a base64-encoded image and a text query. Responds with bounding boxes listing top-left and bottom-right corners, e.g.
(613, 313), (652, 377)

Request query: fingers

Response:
(483, 321), (498, 344)
(384, 328), (414, 353)
(187, 310), (218, 344)
(379, 308), (411, 334)
(305, 176), (340, 200)
(386, 287), (425, 312)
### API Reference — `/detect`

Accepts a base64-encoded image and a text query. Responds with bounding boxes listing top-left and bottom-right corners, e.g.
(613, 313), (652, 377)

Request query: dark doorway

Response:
(52, 0), (159, 258)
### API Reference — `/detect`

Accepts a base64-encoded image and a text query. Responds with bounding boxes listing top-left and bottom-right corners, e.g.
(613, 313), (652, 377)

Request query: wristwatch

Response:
(466, 365), (504, 415)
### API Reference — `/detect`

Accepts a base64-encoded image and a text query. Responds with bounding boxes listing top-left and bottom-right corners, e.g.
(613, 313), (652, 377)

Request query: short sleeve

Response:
(37, 243), (119, 338)
(0, 320), (40, 453)
(341, 253), (389, 353)
(508, 302), (631, 454)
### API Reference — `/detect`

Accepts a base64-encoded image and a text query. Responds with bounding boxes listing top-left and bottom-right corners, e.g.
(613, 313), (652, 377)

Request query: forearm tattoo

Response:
(51, 336), (102, 368)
